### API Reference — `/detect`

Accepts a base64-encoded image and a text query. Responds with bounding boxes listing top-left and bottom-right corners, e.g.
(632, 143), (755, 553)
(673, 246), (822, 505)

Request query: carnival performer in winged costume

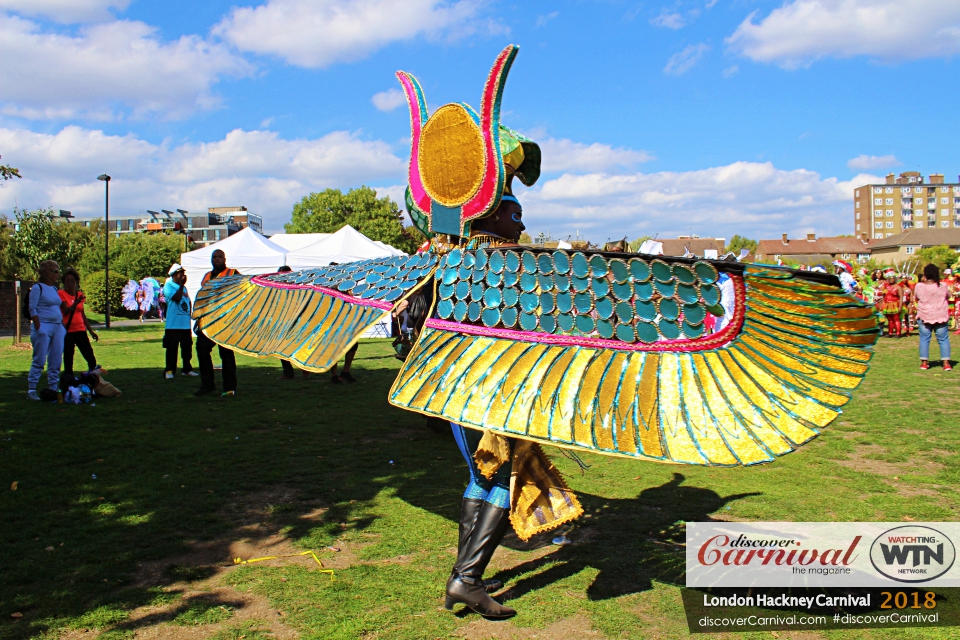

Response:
(193, 45), (879, 619)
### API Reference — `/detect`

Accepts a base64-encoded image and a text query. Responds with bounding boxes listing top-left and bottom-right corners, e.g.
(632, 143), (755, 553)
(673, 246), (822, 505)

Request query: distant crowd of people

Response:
(839, 261), (953, 371)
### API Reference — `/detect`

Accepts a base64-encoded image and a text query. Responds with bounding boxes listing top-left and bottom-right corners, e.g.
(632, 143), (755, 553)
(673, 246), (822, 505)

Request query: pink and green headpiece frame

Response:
(396, 44), (519, 237)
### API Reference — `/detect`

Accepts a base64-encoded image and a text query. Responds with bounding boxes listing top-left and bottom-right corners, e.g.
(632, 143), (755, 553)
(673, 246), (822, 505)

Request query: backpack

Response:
(21, 283), (41, 321)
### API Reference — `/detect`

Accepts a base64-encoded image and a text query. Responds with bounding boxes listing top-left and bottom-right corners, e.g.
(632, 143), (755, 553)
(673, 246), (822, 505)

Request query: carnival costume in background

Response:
(192, 45), (879, 618)
(121, 279), (158, 320)
(876, 270), (904, 338)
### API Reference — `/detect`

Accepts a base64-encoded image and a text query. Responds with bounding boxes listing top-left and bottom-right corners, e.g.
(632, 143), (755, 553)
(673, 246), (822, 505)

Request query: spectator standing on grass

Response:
(195, 249), (239, 397)
(914, 263), (952, 372)
(27, 260), (65, 401)
(162, 263), (197, 379)
(58, 268), (99, 376)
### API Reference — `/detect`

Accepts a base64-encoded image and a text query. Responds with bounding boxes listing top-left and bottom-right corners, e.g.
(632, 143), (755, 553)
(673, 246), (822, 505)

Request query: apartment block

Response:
(854, 171), (960, 240)
(71, 206), (263, 247)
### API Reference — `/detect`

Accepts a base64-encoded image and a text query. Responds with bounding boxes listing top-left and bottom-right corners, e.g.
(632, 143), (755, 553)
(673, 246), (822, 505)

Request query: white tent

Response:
(285, 225), (405, 270)
(181, 227), (286, 301)
(268, 232), (331, 252)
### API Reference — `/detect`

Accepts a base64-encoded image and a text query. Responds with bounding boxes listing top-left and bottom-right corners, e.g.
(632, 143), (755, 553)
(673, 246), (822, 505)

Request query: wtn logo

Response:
(880, 543), (944, 567)
(870, 526), (956, 583)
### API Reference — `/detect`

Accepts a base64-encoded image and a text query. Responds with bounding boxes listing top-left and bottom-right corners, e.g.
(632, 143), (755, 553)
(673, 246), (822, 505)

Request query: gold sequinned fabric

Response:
(418, 104), (487, 207)
(192, 255), (438, 373)
(510, 440), (583, 541)
(389, 264), (879, 466)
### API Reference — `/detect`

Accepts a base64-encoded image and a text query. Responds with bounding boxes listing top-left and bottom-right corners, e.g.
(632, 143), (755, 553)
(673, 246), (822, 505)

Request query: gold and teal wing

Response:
(193, 253), (439, 373)
(388, 249), (879, 466)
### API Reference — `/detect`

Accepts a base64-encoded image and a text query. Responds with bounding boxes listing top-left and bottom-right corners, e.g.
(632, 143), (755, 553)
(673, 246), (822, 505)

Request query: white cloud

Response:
(0, 15), (250, 120)
(372, 88), (407, 112)
(651, 11), (686, 29)
(664, 43), (710, 75)
(537, 137), (654, 173)
(726, 0), (960, 68)
(0, 126), (405, 232)
(722, 64), (739, 77)
(846, 154), (900, 170)
(518, 162), (877, 241)
(213, 0), (492, 69)
(0, 0), (129, 23)
(535, 11), (558, 27)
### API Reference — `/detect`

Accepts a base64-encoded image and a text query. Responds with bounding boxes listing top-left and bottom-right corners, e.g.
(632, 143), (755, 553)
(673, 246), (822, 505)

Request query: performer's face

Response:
(493, 201), (525, 242)
(211, 250), (226, 271)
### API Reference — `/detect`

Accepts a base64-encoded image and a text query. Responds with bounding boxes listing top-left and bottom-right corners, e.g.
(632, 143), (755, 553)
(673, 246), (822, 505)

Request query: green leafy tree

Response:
(0, 154), (21, 181)
(628, 236), (652, 252)
(12, 207), (94, 277)
(79, 232), (190, 280)
(0, 215), (30, 279)
(727, 235), (758, 255)
(83, 270), (131, 315)
(286, 186), (418, 253)
(518, 232), (533, 244)
(916, 245), (959, 271)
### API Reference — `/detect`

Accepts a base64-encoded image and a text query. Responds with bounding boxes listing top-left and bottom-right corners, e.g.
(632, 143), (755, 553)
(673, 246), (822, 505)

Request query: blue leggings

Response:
(450, 423), (512, 509)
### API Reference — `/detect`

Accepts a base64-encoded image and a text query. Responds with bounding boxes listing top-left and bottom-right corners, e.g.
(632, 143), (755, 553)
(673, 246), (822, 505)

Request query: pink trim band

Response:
(251, 275), (394, 311)
(425, 275), (746, 352)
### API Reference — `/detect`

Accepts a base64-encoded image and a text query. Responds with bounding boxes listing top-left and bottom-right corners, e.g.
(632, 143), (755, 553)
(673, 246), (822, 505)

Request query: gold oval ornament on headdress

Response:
(418, 104), (487, 207)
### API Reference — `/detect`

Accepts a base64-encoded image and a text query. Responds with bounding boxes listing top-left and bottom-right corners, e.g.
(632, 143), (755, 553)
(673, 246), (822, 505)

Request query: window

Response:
(886, 210), (894, 216)
(942, 186), (949, 193)
(943, 221), (950, 228)
(875, 221), (883, 228)
(855, 190), (860, 197)
(954, 186), (960, 193)
(887, 233), (895, 237)
(884, 198), (892, 205)
(943, 197), (950, 204)
(875, 198), (883, 205)
(886, 221), (894, 228)
(856, 201), (860, 208)
(916, 187), (923, 193)
(901, 187), (911, 194)
(842, 253), (851, 259)
(906, 246), (915, 255)
(944, 209), (951, 216)
(875, 187), (883, 193)
(886, 187), (894, 193)
(917, 221), (924, 227)
(856, 223), (861, 231)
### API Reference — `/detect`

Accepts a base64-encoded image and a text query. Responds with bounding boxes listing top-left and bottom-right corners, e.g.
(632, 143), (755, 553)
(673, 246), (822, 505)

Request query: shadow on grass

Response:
(0, 343), (756, 637)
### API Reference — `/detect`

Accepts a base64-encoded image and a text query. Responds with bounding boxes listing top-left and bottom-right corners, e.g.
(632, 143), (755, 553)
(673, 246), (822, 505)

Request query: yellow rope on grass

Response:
(233, 550), (334, 580)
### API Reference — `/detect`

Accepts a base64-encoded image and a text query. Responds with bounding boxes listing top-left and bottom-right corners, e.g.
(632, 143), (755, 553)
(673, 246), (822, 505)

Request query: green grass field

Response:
(1, 326), (957, 639)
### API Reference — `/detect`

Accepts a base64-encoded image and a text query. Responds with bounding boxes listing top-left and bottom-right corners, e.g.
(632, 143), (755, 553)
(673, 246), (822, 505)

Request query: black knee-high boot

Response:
(445, 501), (515, 618)
(450, 499), (504, 593)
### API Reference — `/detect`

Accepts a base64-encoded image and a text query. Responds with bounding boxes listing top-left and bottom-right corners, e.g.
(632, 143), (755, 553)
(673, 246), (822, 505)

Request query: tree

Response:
(628, 236), (652, 252)
(916, 245), (959, 271)
(79, 232), (189, 280)
(286, 186), (419, 253)
(0, 154), (21, 181)
(727, 235), (758, 255)
(12, 208), (94, 277)
(0, 214), (31, 279)
(518, 232), (533, 244)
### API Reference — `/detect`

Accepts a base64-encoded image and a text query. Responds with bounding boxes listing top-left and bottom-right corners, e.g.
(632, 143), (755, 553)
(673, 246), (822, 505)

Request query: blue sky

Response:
(2, 0), (959, 242)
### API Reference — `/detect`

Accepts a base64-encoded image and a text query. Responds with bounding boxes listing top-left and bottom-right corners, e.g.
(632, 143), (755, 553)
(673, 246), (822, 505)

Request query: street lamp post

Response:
(97, 174), (111, 329)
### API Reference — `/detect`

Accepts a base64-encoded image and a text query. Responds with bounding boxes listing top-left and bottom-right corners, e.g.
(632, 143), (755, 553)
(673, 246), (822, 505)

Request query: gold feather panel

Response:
(389, 266), (879, 466)
(192, 254), (438, 373)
